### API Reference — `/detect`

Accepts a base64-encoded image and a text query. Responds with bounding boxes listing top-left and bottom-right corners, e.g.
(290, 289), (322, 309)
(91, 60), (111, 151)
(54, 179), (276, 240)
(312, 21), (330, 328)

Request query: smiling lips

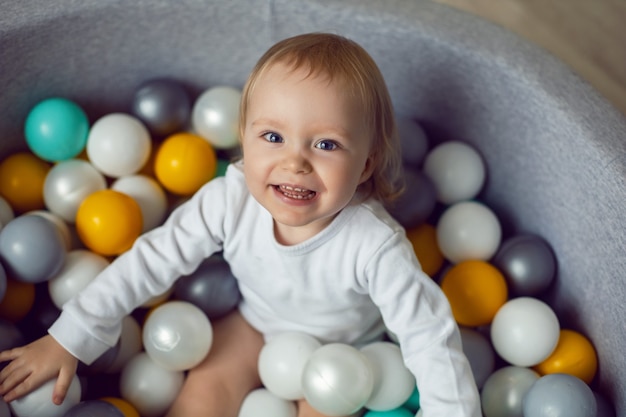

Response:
(276, 184), (317, 200)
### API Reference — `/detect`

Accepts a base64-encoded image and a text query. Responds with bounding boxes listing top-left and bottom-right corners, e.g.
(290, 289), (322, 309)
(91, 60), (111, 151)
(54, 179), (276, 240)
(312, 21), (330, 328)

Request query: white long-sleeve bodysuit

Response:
(49, 163), (481, 417)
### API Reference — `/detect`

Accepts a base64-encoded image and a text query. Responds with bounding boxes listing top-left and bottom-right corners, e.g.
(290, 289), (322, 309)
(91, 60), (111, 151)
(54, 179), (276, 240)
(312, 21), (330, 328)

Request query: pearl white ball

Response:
(238, 389), (297, 417)
(191, 86), (241, 149)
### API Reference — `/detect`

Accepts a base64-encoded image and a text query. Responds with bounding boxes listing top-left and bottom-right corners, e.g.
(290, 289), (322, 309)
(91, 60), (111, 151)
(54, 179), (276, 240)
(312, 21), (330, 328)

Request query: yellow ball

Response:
(533, 329), (598, 384)
(406, 223), (444, 277)
(76, 189), (143, 256)
(0, 152), (50, 213)
(100, 397), (140, 417)
(154, 132), (217, 195)
(440, 260), (508, 326)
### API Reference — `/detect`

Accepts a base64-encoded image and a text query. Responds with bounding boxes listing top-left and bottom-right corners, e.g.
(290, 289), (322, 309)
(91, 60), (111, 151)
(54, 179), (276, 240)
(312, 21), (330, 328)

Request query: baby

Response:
(0, 32), (481, 417)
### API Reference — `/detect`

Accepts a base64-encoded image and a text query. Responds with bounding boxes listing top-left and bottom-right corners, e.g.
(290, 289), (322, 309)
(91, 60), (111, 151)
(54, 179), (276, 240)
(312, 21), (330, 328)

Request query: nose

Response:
(281, 145), (312, 174)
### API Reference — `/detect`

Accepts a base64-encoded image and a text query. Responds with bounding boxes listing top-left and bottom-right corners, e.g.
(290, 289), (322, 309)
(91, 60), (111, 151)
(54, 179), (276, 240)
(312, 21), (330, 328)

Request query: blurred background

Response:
(434, 0), (626, 117)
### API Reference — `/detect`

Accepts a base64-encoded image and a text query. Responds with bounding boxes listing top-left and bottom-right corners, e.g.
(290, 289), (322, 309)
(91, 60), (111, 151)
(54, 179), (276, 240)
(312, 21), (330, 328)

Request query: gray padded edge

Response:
(1, 0), (625, 412)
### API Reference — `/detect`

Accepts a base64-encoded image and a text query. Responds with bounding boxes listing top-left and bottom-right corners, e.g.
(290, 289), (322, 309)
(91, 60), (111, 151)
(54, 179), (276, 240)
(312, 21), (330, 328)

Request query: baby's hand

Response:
(0, 335), (78, 405)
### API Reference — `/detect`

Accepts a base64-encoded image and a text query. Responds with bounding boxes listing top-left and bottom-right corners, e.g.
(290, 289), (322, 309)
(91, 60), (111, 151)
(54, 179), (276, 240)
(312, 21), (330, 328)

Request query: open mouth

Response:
(275, 184), (317, 200)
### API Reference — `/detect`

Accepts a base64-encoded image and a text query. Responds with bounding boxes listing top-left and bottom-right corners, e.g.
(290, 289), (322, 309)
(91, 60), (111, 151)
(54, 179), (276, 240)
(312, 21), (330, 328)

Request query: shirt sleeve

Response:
(48, 175), (231, 364)
(364, 232), (482, 417)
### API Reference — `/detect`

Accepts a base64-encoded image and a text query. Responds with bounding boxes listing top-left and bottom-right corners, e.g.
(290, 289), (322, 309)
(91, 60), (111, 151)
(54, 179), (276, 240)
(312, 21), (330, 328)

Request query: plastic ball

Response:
(396, 116), (429, 166)
(0, 264), (5, 303)
(43, 159), (106, 222)
(402, 386), (420, 413)
(0, 196), (15, 230)
(405, 223), (444, 277)
(106, 315), (143, 374)
(258, 332), (322, 400)
(26, 210), (73, 250)
(154, 132), (217, 195)
(24, 97), (89, 162)
(0, 214), (66, 283)
(459, 327), (495, 389)
(142, 300), (213, 371)
(192, 86), (241, 149)
(533, 329), (598, 384)
(131, 78), (191, 138)
(48, 249), (109, 308)
(522, 374), (596, 417)
(364, 407), (414, 417)
(119, 352), (184, 417)
(301, 343), (375, 416)
(436, 201), (501, 263)
(100, 397), (141, 417)
(440, 260), (508, 326)
(173, 256), (241, 319)
(238, 388), (298, 417)
(384, 167), (436, 229)
(8, 374), (81, 417)
(422, 141), (485, 205)
(75, 189), (143, 256)
(0, 152), (50, 213)
(492, 234), (557, 296)
(480, 366), (539, 417)
(63, 400), (123, 417)
(87, 113), (152, 178)
(0, 398), (9, 417)
(0, 279), (35, 322)
(112, 175), (167, 232)
(0, 318), (24, 354)
(490, 297), (560, 367)
(360, 342), (415, 412)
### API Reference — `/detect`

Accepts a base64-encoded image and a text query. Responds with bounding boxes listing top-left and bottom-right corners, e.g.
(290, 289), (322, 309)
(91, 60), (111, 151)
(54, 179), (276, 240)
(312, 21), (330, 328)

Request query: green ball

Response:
(24, 97), (89, 162)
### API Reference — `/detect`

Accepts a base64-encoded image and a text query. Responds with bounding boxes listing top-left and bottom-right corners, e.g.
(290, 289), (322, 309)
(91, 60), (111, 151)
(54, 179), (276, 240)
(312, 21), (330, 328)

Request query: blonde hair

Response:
(240, 32), (404, 202)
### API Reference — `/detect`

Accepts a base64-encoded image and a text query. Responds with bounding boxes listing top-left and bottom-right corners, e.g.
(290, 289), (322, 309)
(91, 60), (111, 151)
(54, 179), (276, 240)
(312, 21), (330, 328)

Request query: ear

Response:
(358, 154), (376, 185)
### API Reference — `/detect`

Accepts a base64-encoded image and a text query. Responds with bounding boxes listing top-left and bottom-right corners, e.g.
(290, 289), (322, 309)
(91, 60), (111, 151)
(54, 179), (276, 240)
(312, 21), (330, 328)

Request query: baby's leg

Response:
(166, 310), (264, 417)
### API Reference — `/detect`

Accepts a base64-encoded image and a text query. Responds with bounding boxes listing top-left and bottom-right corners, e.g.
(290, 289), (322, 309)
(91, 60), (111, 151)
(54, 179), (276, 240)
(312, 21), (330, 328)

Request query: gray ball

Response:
(460, 327), (495, 389)
(174, 255), (241, 319)
(131, 78), (191, 138)
(385, 166), (437, 229)
(492, 234), (556, 296)
(522, 373), (596, 417)
(481, 366), (539, 417)
(0, 215), (66, 283)
(396, 116), (429, 167)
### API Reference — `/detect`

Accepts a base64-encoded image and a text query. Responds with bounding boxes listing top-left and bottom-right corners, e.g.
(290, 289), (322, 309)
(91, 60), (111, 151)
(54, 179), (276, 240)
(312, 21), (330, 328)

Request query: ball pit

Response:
(0, 0), (624, 415)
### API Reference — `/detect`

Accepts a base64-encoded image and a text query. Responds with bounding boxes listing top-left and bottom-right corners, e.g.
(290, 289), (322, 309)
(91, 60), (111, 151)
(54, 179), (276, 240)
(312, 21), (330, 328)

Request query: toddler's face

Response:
(241, 62), (374, 245)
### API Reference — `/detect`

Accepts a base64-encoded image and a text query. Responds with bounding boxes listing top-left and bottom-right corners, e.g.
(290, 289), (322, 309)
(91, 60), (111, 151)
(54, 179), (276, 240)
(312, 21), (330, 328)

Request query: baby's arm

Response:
(0, 335), (78, 405)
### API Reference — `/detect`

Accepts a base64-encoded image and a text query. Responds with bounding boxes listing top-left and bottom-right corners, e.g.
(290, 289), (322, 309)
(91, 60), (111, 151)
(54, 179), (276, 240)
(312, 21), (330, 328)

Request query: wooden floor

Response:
(433, 0), (626, 117)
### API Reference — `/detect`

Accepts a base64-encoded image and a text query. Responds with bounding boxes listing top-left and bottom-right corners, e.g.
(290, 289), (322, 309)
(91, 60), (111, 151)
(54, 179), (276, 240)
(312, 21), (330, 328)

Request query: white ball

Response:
(112, 175), (167, 232)
(87, 113), (152, 177)
(43, 159), (107, 222)
(490, 297), (560, 367)
(120, 352), (185, 417)
(436, 201), (501, 263)
(48, 249), (110, 308)
(301, 343), (374, 417)
(423, 141), (485, 205)
(9, 375), (81, 417)
(238, 388), (297, 417)
(107, 315), (143, 374)
(0, 196), (14, 231)
(360, 342), (415, 411)
(143, 301), (213, 371)
(191, 86), (241, 149)
(259, 332), (322, 400)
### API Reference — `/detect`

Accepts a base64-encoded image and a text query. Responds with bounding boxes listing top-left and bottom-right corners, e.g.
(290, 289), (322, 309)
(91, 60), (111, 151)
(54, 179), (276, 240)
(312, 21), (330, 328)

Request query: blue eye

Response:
(316, 140), (338, 151)
(263, 132), (283, 143)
